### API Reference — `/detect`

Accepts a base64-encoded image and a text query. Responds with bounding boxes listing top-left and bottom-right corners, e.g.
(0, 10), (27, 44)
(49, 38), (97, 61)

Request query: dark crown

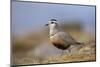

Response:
(50, 19), (57, 21)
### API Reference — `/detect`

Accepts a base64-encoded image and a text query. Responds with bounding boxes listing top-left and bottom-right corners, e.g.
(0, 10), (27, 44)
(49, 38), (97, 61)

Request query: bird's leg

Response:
(67, 48), (71, 53)
(61, 50), (64, 56)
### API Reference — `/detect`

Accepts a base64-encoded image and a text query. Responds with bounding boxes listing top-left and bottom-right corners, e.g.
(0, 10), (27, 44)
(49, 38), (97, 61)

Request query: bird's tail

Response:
(75, 40), (95, 46)
(73, 40), (95, 51)
(75, 42), (84, 45)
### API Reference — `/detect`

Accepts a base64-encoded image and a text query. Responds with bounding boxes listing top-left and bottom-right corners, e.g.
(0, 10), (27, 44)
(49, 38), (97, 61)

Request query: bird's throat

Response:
(49, 25), (61, 37)
(50, 29), (59, 37)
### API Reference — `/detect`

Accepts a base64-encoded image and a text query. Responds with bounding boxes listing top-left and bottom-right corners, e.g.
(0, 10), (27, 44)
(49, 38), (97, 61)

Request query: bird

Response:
(45, 19), (83, 55)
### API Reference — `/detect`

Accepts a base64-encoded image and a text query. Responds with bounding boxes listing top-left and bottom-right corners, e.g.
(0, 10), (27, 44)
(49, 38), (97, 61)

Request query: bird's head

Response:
(45, 19), (58, 29)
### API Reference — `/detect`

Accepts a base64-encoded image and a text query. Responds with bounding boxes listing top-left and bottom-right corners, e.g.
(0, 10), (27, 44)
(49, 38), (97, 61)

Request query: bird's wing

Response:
(55, 31), (76, 45)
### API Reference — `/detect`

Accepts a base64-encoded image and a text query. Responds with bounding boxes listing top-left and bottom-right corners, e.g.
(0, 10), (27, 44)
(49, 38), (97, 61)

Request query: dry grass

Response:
(43, 42), (96, 64)
(11, 29), (96, 65)
(44, 53), (95, 64)
(12, 44), (96, 65)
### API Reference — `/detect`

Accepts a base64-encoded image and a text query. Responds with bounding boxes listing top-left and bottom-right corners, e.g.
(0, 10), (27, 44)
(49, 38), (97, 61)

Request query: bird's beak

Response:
(45, 24), (49, 26)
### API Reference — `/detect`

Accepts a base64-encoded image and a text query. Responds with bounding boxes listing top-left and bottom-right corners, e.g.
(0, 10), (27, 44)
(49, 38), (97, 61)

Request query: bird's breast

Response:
(50, 36), (64, 45)
(50, 36), (70, 50)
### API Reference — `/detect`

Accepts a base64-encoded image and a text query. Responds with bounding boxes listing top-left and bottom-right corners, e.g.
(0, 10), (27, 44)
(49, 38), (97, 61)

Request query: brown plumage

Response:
(50, 31), (81, 50)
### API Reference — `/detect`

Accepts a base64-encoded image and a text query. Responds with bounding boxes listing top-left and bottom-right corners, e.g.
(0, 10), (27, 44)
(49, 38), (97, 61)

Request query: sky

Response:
(12, 1), (96, 34)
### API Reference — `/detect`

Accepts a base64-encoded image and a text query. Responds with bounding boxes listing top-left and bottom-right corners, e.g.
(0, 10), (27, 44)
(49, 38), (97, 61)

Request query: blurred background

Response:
(11, 1), (96, 65)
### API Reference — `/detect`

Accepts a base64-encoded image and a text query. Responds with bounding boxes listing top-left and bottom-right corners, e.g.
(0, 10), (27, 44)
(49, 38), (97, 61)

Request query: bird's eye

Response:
(51, 22), (54, 24)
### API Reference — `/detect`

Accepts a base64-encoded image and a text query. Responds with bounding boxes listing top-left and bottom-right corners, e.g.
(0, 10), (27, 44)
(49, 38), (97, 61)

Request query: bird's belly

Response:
(50, 37), (70, 50)
(52, 42), (70, 50)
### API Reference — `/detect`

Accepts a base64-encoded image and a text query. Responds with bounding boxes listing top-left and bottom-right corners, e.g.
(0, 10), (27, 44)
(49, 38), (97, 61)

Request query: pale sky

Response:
(12, 1), (96, 34)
